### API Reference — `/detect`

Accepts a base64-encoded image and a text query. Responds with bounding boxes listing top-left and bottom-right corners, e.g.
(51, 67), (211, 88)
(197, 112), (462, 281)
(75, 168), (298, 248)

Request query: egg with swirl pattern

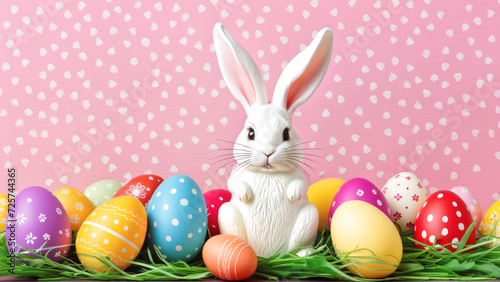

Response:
(76, 196), (147, 272)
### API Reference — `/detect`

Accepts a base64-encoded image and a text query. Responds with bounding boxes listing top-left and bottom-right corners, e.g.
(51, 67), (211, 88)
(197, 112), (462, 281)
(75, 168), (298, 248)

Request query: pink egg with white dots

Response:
(450, 186), (482, 230)
(203, 189), (231, 237)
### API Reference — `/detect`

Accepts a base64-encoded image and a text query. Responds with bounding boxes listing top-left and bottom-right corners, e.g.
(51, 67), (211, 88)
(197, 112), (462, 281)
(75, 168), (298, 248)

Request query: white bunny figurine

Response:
(213, 23), (333, 258)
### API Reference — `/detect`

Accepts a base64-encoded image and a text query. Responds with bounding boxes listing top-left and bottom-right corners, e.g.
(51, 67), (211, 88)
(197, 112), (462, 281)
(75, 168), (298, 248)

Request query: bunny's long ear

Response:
(213, 23), (268, 114)
(272, 28), (333, 114)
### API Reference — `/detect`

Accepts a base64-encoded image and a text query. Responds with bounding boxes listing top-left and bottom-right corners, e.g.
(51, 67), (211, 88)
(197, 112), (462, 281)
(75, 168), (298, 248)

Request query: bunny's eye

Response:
(248, 128), (255, 140)
(283, 128), (290, 141)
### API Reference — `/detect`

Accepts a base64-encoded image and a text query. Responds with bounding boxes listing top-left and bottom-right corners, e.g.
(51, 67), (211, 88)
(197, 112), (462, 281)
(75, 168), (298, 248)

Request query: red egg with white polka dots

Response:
(414, 190), (475, 252)
(203, 189), (231, 237)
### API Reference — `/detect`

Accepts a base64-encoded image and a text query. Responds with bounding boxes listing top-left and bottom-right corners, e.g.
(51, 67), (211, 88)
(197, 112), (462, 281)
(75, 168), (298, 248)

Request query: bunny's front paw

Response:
(234, 182), (253, 202)
(287, 179), (307, 202)
(296, 248), (314, 257)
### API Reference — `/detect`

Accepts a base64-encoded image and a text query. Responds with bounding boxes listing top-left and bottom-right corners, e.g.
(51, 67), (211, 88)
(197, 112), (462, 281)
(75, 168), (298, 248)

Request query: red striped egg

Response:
(202, 234), (257, 281)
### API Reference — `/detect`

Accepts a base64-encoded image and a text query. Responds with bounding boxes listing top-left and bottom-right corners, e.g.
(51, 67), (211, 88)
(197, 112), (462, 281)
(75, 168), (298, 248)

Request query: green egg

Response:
(84, 179), (122, 207)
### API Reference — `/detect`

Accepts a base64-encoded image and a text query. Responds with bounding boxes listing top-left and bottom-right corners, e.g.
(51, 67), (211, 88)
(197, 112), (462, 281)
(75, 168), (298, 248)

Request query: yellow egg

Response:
(54, 187), (96, 231)
(330, 200), (402, 278)
(76, 196), (147, 272)
(478, 200), (500, 248)
(0, 193), (8, 231)
(307, 178), (345, 231)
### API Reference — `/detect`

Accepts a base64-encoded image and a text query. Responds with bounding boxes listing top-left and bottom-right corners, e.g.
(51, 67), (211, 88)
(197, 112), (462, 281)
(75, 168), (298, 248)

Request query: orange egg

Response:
(54, 187), (95, 231)
(203, 234), (257, 281)
(76, 196), (147, 272)
(307, 178), (345, 231)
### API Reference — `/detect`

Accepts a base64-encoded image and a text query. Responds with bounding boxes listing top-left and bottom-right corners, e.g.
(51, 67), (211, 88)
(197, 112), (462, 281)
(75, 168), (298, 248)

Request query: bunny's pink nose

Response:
(263, 151), (275, 169)
(264, 152), (274, 158)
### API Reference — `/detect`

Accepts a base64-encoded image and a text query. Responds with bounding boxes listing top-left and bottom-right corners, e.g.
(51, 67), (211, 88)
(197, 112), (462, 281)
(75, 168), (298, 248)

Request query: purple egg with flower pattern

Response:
(6, 186), (72, 263)
(328, 178), (392, 228)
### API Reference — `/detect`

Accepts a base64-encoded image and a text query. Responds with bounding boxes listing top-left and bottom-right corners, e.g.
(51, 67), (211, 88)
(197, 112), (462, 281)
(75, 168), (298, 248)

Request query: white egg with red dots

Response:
(147, 175), (208, 262)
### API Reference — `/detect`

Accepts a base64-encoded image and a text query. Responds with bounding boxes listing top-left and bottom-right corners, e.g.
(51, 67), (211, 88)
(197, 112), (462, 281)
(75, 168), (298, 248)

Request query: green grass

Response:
(1, 223), (499, 281)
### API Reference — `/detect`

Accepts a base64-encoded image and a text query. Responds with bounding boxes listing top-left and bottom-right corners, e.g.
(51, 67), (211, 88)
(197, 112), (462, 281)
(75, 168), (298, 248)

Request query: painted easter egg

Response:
(1, 193), (7, 231)
(84, 179), (121, 207)
(203, 189), (231, 237)
(76, 196), (147, 272)
(329, 178), (391, 225)
(6, 186), (72, 262)
(54, 187), (95, 231)
(147, 174), (207, 262)
(307, 178), (346, 231)
(478, 200), (500, 248)
(330, 200), (402, 278)
(414, 191), (475, 252)
(113, 174), (164, 208)
(450, 186), (482, 230)
(203, 234), (257, 281)
(382, 172), (428, 231)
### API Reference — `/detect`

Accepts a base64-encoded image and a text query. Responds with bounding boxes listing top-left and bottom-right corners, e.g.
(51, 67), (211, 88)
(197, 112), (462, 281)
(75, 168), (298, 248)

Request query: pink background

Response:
(1, 1), (499, 211)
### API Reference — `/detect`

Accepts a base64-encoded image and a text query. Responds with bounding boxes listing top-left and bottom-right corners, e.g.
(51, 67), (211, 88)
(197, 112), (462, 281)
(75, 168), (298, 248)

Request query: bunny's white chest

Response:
(229, 170), (307, 256)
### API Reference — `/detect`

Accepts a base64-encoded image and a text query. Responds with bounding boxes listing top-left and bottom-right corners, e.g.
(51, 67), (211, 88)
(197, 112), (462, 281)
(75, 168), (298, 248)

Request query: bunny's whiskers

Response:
(211, 139), (255, 175)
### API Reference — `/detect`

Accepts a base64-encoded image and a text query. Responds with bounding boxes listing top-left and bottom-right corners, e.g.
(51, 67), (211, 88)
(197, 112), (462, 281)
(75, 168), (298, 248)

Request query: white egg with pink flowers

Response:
(382, 172), (428, 232)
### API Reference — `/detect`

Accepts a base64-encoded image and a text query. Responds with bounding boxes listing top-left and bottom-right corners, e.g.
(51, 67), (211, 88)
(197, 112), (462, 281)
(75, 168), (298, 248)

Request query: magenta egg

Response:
(328, 178), (392, 227)
(204, 189), (231, 237)
(6, 186), (72, 263)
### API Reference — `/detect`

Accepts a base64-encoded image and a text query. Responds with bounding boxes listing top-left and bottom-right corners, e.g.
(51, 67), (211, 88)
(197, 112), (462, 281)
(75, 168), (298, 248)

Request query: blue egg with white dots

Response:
(146, 174), (207, 261)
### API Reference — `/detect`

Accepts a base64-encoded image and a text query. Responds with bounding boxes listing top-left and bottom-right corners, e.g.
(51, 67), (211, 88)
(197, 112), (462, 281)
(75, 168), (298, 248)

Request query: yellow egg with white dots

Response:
(54, 187), (95, 231)
(0, 193), (8, 231)
(478, 200), (500, 248)
(76, 196), (147, 272)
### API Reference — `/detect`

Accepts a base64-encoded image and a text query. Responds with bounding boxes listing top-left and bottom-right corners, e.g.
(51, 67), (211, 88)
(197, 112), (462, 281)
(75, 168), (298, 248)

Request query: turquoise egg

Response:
(147, 175), (207, 261)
